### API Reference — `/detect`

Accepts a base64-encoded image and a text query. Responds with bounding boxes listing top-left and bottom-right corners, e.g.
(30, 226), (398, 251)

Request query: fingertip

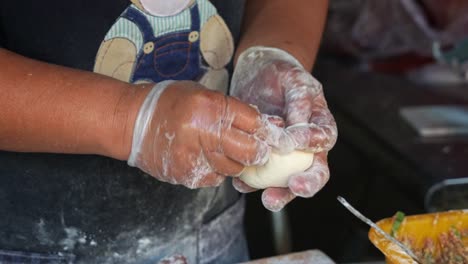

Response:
(286, 123), (338, 152)
(206, 152), (245, 176)
(261, 192), (284, 212)
(232, 178), (257, 193)
(227, 97), (263, 134)
(221, 129), (270, 167)
(238, 139), (270, 167)
(261, 188), (295, 212)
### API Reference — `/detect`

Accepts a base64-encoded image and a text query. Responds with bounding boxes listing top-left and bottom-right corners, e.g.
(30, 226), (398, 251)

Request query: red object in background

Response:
(421, 0), (468, 29)
(369, 53), (434, 74)
(368, 0), (468, 75)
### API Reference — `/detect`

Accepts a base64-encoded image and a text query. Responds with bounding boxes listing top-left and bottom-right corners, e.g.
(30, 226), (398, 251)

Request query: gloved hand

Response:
(128, 80), (281, 189)
(230, 47), (338, 211)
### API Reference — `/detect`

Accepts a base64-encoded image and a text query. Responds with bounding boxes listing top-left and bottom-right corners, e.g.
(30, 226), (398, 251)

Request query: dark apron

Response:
(0, 0), (246, 263)
(123, 5), (206, 83)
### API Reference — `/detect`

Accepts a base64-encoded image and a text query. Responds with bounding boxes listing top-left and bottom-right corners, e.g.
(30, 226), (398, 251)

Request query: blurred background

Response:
(244, 0), (468, 262)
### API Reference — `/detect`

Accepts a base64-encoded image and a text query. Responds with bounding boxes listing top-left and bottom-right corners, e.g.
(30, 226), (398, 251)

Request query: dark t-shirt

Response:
(0, 0), (245, 259)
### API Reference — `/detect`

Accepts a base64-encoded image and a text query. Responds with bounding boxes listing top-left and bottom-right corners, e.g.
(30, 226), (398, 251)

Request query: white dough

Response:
(240, 151), (315, 189)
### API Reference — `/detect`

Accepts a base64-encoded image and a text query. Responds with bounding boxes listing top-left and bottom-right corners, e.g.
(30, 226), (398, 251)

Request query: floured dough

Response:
(240, 151), (314, 189)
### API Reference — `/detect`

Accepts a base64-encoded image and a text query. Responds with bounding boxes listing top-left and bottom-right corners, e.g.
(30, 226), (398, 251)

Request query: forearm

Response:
(237, 0), (328, 70)
(0, 48), (149, 160)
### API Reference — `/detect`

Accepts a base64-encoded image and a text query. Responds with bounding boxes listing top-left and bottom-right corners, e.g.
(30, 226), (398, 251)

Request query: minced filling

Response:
(391, 212), (468, 264)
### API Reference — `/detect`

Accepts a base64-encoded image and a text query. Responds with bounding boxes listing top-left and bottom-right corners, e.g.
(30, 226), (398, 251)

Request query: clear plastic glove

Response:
(230, 47), (338, 211)
(128, 80), (282, 189)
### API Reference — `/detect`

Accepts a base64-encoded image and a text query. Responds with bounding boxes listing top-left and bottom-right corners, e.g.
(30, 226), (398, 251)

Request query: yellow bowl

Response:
(368, 210), (468, 264)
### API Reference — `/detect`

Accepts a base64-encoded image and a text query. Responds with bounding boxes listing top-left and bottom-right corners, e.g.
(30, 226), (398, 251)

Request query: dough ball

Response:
(239, 151), (314, 189)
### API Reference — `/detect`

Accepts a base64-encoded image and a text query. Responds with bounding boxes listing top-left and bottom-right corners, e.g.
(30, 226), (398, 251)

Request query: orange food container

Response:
(368, 210), (468, 264)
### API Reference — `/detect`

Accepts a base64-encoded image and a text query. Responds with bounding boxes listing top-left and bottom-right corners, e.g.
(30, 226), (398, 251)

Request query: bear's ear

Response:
(130, 0), (144, 11)
(131, 0), (194, 17)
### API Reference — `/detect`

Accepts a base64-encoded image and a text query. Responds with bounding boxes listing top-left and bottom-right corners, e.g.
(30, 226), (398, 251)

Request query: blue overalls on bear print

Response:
(122, 4), (206, 83)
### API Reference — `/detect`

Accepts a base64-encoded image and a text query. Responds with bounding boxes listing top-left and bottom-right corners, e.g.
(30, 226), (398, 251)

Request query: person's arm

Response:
(236, 0), (328, 70)
(0, 48), (280, 189)
(0, 48), (148, 160)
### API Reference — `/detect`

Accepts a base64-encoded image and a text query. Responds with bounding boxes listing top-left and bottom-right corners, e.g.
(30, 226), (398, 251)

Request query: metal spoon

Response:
(337, 196), (422, 263)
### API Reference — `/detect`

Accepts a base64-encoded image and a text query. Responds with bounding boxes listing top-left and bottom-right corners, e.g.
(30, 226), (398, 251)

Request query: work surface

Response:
(244, 250), (335, 264)
(315, 58), (468, 210)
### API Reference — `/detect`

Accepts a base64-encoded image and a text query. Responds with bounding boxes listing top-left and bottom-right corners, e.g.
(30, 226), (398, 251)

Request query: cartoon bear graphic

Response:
(94, 0), (234, 93)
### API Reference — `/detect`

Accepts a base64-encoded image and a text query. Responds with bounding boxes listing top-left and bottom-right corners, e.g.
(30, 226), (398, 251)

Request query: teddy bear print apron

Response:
(94, 0), (234, 93)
